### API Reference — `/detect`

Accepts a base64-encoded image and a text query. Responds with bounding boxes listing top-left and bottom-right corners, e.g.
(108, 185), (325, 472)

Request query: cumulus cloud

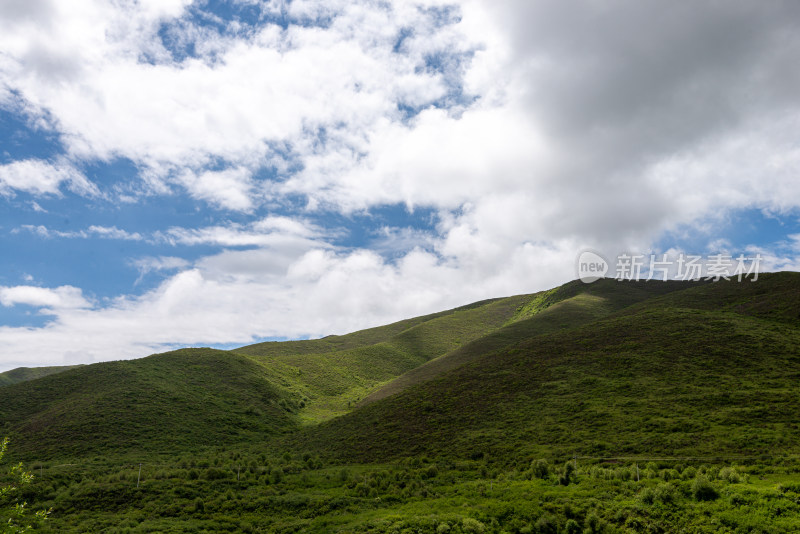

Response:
(0, 285), (90, 311)
(178, 167), (255, 212)
(0, 0), (473, 208)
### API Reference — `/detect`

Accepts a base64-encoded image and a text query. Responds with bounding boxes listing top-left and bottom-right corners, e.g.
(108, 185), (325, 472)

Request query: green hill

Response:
(0, 365), (82, 387)
(0, 348), (296, 458)
(0, 293), (543, 457)
(235, 294), (534, 422)
(7, 274), (799, 464)
(359, 279), (698, 405)
(300, 273), (800, 462)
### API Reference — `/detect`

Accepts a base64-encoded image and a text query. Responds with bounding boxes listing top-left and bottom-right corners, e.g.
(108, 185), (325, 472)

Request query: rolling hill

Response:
(0, 291), (553, 457)
(0, 349), (296, 458)
(2, 273), (799, 467)
(299, 273), (800, 463)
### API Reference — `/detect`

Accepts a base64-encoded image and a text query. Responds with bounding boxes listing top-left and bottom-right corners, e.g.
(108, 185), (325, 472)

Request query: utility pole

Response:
(137, 463), (142, 488)
(237, 466), (241, 481)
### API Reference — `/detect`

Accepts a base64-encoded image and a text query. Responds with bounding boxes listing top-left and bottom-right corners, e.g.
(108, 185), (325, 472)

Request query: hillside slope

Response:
(234, 293), (536, 422)
(0, 292), (542, 457)
(0, 348), (297, 459)
(0, 365), (82, 387)
(301, 273), (800, 462)
(360, 278), (699, 405)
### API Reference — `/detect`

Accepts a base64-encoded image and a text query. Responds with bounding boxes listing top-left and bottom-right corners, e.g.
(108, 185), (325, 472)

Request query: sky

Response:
(1, 0), (800, 371)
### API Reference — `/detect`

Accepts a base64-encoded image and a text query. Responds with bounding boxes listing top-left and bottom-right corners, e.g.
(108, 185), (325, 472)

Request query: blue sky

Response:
(1, 0), (800, 370)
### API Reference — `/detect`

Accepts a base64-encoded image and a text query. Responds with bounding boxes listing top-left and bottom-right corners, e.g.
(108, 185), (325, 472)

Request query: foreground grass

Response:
(10, 450), (800, 533)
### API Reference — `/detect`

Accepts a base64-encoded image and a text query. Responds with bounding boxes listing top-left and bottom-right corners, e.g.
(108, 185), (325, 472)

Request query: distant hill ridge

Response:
(0, 365), (82, 387)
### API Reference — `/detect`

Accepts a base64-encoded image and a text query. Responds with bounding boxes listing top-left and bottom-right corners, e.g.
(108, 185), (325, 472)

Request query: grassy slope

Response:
(0, 348), (297, 459)
(0, 293), (537, 458)
(0, 365), (82, 387)
(361, 279), (699, 405)
(234, 294), (534, 422)
(301, 273), (800, 462)
(233, 297), (505, 358)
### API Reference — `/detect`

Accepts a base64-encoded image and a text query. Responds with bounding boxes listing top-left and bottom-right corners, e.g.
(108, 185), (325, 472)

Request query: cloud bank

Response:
(1, 0), (800, 369)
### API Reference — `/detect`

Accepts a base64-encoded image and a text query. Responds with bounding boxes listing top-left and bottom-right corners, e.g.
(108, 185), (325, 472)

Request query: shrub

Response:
(205, 468), (228, 480)
(423, 465), (439, 479)
(461, 517), (486, 533)
(692, 476), (719, 501)
(718, 467), (741, 484)
(271, 468), (283, 484)
(564, 518), (581, 534)
(662, 469), (680, 481)
(534, 514), (558, 534)
(532, 459), (550, 479)
(654, 483), (676, 504)
(584, 512), (603, 534)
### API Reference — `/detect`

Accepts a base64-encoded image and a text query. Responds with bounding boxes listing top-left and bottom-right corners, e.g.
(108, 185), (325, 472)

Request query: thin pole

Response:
(137, 463), (142, 488)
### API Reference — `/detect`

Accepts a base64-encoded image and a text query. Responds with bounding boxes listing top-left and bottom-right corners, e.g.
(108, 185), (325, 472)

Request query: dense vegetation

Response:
(2, 273), (800, 532)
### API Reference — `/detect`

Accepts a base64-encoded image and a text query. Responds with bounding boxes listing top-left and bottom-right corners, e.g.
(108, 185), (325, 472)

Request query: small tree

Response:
(532, 459), (550, 479)
(0, 437), (50, 533)
(692, 475), (719, 501)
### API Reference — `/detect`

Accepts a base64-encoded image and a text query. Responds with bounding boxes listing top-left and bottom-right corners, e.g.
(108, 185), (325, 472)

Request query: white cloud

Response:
(157, 216), (328, 248)
(0, 0), (471, 210)
(131, 256), (190, 274)
(0, 159), (96, 197)
(87, 225), (143, 240)
(178, 167), (254, 211)
(17, 224), (142, 240)
(0, 285), (90, 311)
